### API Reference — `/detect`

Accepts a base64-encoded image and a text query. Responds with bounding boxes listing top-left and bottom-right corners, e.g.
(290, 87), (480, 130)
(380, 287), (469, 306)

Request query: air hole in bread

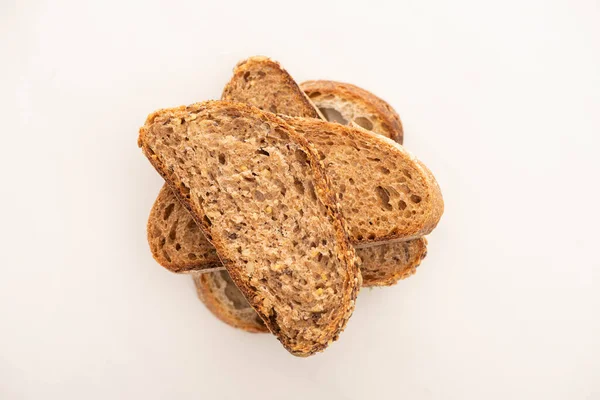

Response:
(317, 150), (326, 160)
(380, 166), (390, 175)
(243, 71), (251, 82)
(175, 243), (181, 251)
(375, 186), (393, 211)
(273, 128), (289, 141)
(256, 148), (270, 156)
(308, 91), (321, 98)
(398, 200), (407, 210)
(410, 195), (422, 204)
(253, 190), (265, 201)
(402, 169), (412, 179)
(257, 71), (266, 78)
(399, 184), (410, 194)
(293, 178), (304, 195)
(354, 117), (374, 130)
(307, 181), (318, 202)
(367, 233), (376, 240)
(180, 183), (191, 198)
(168, 225), (177, 241)
(294, 149), (308, 164)
(187, 253), (197, 260)
(218, 153), (226, 165)
(403, 210), (412, 218)
(162, 250), (171, 263)
(203, 215), (212, 226)
(349, 177), (355, 185)
(186, 219), (196, 230)
(319, 108), (348, 125)
(163, 203), (175, 220)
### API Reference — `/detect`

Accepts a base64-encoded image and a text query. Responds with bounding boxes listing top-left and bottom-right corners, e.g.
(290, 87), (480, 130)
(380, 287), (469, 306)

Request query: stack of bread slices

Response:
(139, 56), (444, 356)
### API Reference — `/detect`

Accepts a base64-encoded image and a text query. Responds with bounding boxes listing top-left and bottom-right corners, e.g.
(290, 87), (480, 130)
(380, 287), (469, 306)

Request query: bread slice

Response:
(280, 116), (443, 245)
(193, 271), (268, 333)
(148, 185), (221, 273)
(139, 101), (361, 356)
(222, 56), (322, 118)
(358, 238), (428, 286)
(301, 80), (404, 144)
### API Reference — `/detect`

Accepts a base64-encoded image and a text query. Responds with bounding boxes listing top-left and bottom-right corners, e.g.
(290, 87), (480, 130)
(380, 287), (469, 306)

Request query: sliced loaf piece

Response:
(148, 185), (221, 273)
(301, 80), (404, 144)
(139, 101), (361, 356)
(358, 238), (428, 286)
(222, 56), (322, 118)
(281, 116), (443, 245)
(193, 271), (268, 333)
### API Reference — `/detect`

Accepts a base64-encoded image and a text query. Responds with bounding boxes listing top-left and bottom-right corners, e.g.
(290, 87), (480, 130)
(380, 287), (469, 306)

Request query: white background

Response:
(1, 0), (599, 399)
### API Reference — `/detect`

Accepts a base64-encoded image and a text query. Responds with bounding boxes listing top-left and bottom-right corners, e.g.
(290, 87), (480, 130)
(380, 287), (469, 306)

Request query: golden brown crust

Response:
(139, 101), (360, 356)
(193, 272), (269, 333)
(301, 80), (404, 144)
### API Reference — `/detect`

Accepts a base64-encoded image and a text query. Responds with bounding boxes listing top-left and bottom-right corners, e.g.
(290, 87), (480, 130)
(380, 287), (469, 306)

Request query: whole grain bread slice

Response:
(193, 270), (269, 333)
(281, 116), (443, 245)
(222, 56), (322, 118)
(139, 101), (361, 356)
(301, 80), (404, 144)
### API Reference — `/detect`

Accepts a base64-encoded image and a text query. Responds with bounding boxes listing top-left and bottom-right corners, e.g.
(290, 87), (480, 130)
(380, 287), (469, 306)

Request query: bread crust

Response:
(301, 80), (403, 144)
(139, 101), (361, 356)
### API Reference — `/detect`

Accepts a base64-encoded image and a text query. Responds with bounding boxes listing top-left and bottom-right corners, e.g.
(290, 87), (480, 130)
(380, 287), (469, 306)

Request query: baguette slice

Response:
(139, 101), (361, 356)
(301, 80), (404, 144)
(193, 271), (269, 333)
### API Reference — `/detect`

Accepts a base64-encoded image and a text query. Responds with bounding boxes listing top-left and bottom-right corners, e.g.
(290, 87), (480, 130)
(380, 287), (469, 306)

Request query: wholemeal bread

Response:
(148, 185), (221, 273)
(301, 80), (404, 144)
(139, 101), (361, 356)
(147, 57), (438, 281)
(280, 116), (443, 245)
(357, 238), (428, 286)
(193, 271), (268, 333)
(222, 56), (322, 118)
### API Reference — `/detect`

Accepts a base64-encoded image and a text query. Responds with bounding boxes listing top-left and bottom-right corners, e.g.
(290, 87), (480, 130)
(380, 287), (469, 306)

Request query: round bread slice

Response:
(301, 80), (403, 144)
(193, 271), (268, 333)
